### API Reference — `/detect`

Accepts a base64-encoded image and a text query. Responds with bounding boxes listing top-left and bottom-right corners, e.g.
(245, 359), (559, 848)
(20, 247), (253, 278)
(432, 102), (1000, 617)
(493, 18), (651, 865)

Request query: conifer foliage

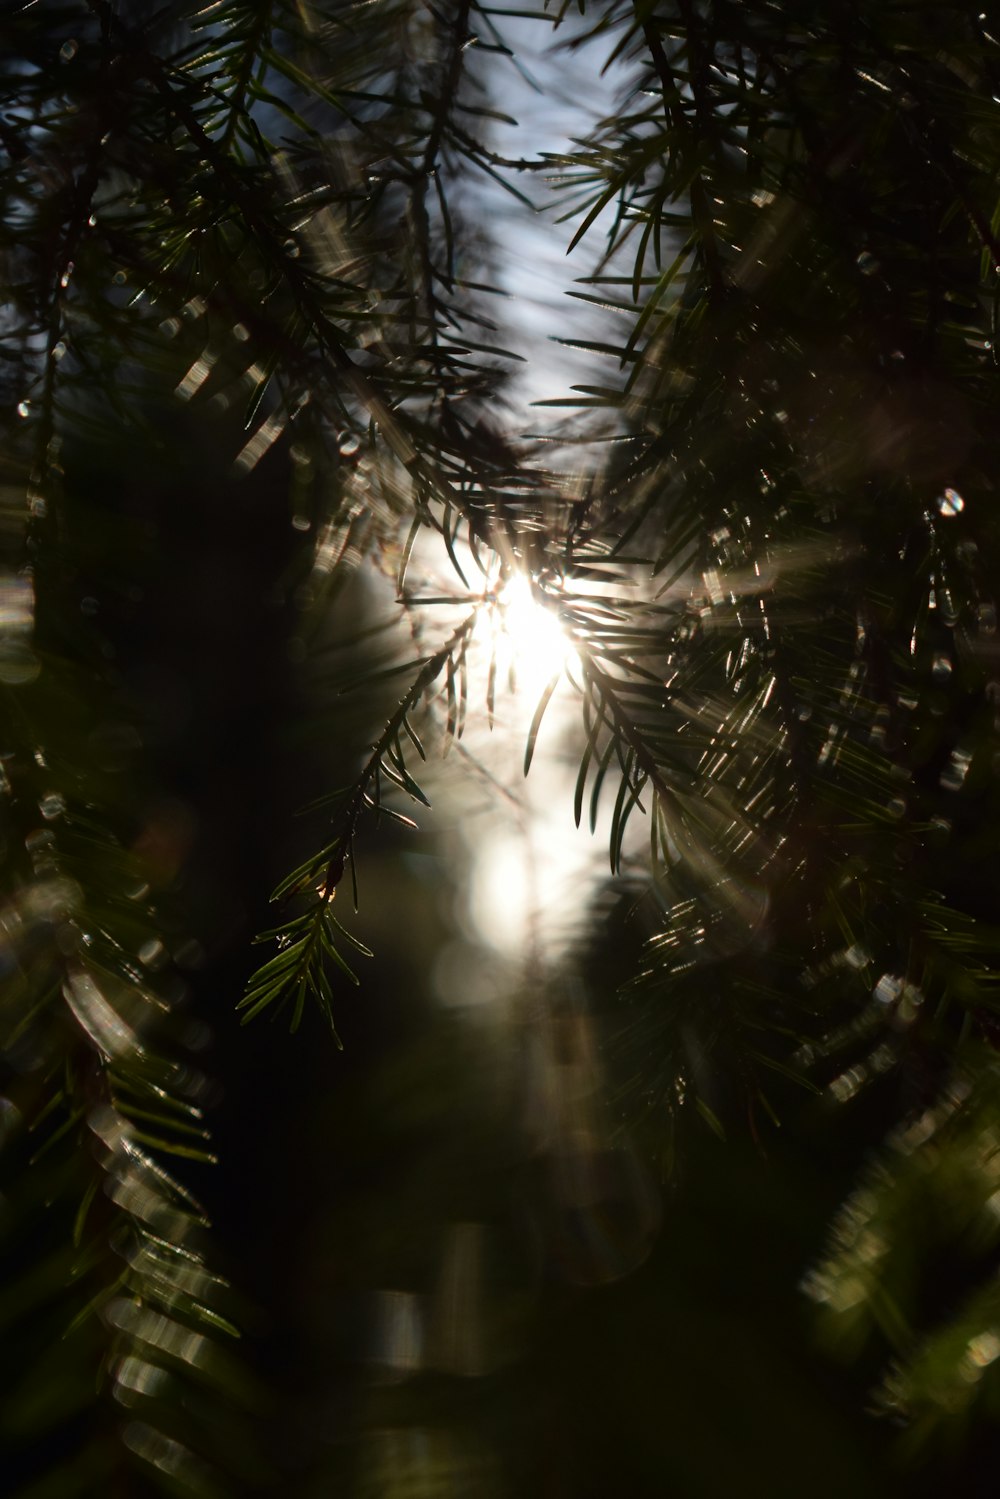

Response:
(2, 0), (1000, 1491)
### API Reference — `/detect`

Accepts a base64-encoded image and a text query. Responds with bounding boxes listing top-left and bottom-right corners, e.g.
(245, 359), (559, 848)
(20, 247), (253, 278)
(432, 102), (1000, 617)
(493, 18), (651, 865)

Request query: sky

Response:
(472, 11), (630, 425)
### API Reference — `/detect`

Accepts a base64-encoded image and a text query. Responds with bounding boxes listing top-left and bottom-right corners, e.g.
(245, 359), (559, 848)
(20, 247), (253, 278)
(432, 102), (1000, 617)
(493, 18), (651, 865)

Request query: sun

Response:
(483, 573), (579, 704)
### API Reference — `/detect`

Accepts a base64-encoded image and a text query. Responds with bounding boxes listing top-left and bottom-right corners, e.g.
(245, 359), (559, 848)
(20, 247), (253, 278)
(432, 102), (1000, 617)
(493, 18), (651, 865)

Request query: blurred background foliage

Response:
(3, 0), (1000, 1492)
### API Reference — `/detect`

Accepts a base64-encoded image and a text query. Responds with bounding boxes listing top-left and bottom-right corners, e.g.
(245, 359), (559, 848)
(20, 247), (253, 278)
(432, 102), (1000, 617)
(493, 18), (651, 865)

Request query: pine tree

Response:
(3, 0), (1000, 1493)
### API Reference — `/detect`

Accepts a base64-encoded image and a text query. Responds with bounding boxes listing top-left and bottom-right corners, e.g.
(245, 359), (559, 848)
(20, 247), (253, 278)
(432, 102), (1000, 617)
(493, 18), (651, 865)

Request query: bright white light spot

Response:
(468, 832), (530, 954)
(478, 573), (579, 704)
(455, 576), (606, 964)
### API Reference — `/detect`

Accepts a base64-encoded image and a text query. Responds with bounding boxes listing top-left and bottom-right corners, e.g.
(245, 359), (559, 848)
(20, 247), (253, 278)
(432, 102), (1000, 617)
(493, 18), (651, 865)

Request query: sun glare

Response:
(487, 573), (579, 704)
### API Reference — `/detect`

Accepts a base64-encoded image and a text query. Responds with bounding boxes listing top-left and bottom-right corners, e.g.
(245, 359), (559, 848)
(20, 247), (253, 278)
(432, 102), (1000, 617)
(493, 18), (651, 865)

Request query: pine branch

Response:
(241, 606), (480, 1031)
